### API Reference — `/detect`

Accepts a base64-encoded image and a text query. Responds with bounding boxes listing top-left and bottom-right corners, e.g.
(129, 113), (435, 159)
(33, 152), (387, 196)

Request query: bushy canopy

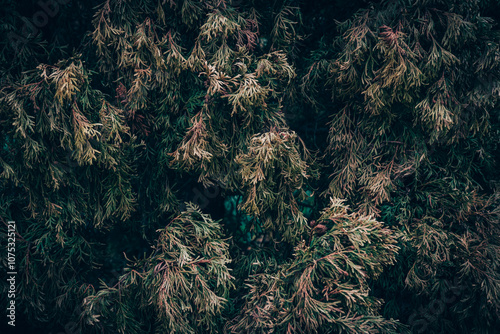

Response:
(0, 0), (499, 333)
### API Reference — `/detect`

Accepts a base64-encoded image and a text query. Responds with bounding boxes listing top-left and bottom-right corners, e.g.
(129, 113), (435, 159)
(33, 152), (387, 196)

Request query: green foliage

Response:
(236, 129), (314, 242)
(298, 0), (500, 331)
(0, 0), (499, 333)
(229, 198), (403, 334)
(82, 204), (233, 333)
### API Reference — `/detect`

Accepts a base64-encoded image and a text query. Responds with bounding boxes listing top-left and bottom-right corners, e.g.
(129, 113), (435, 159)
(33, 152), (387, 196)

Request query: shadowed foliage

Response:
(0, 0), (499, 333)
